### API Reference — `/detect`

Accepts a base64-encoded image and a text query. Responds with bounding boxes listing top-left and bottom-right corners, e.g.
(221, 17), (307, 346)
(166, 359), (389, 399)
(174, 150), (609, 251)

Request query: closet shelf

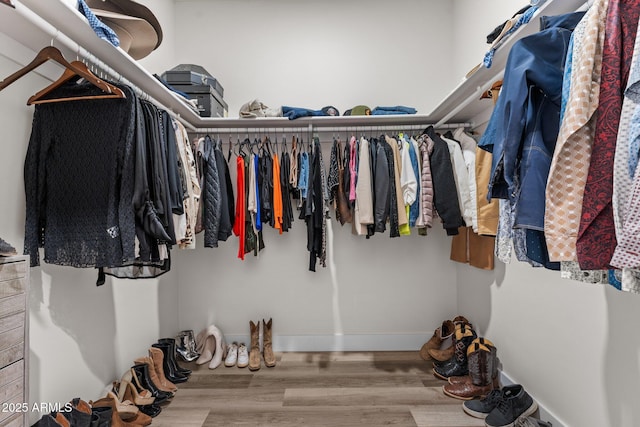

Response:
(426, 0), (587, 128)
(1, 0), (585, 132)
(197, 115), (469, 131)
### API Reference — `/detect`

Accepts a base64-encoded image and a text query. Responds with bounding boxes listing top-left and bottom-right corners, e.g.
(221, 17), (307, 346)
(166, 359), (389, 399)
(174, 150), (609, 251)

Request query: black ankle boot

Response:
(157, 338), (192, 375)
(132, 363), (172, 404)
(137, 403), (162, 418)
(89, 406), (112, 427)
(62, 398), (92, 427)
(151, 342), (189, 383)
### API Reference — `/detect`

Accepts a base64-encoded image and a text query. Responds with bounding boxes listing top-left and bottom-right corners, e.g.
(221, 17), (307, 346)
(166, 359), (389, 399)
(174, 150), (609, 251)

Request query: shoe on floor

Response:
(463, 388), (503, 418)
(484, 384), (538, 427)
(237, 343), (249, 368)
(0, 237), (17, 257)
(224, 342), (238, 367)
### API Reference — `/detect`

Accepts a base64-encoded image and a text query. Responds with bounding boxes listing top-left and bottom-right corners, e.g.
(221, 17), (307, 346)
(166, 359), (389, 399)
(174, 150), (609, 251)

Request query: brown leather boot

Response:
(428, 317), (472, 362)
(448, 338), (499, 388)
(148, 347), (178, 392)
(442, 337), (496, 400)
(249, 320), (261, 371)
(419, 320), (454, 361)
(263, 318), (276, 368)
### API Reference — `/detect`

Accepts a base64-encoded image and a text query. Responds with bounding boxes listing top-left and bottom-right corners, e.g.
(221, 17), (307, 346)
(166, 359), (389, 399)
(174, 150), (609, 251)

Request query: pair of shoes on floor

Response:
(224, 342), (250, 368)
(0, 237), (17, 257)
(248, 318), (276, 371)
(195, 324), (226, 369)
(420, 315), (473, 362)
(462, 384), (538, 427)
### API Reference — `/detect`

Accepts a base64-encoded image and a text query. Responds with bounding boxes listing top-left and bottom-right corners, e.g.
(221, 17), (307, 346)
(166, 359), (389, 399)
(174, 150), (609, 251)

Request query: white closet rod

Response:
(11, 1), (197, 131)
(193, 122), (470, 135)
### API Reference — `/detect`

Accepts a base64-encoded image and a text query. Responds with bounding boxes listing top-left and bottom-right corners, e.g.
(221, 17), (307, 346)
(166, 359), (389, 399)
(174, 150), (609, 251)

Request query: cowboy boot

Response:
(249, 320), (261, 371)
(433, 322), (477, 380)
(263, 318), (276, 368)
(442, 337), (496, 400)
(448, 338), (500, 389)
(419, 319), (454, 361)
(428, 316), (472, 362)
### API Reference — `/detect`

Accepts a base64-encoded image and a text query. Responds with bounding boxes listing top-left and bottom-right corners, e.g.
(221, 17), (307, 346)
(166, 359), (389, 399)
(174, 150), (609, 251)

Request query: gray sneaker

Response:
(485, 384), (538, 427)
(0, 237), (17, 257)
(463, 389), (503, 418)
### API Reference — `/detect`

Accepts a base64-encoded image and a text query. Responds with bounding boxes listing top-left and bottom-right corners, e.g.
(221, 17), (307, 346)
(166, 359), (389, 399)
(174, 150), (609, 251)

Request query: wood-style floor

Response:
(150, 352), (485, 427)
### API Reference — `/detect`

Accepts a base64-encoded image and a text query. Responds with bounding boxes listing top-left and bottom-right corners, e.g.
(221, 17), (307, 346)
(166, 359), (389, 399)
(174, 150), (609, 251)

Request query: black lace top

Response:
(24, 81), (137, 268)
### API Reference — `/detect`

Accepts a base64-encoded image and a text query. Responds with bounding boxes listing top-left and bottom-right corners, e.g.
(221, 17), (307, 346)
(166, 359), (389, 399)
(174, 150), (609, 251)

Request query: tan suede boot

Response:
(419, 320), (455, 361)
(249, 320), (261, 371)
(263, 318), (276, 367)
(134, 356), (176, 395)
(428, 317), (473, 362)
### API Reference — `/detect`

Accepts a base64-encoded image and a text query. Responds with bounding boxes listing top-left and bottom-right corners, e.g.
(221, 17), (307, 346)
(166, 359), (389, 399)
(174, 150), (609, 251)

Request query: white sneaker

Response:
(237, 343), (249, 368)
(224, 342), (238, 367)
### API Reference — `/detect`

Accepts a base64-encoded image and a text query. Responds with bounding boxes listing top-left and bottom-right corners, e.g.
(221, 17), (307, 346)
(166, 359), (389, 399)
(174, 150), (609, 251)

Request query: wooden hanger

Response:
(0, 46), (125, 105)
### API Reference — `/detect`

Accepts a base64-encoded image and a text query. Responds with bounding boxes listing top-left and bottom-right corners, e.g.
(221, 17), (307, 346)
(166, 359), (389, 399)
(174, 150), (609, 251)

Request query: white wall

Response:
(451, 0), (516, 82)
(170, 0), (461, 350)
(0, 1), (180, 423)
(174, 0), (456, 117)
(452, 1), (640, 426)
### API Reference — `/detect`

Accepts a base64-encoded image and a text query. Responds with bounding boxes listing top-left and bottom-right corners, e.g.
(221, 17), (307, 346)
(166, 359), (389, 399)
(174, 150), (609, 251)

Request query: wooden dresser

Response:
(0, 256), (29, 427)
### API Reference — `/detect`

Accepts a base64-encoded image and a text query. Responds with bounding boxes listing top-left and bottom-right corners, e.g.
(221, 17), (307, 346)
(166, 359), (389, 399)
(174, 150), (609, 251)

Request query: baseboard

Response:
(221, 333), (427, 352)
(499, 371), (566, 427)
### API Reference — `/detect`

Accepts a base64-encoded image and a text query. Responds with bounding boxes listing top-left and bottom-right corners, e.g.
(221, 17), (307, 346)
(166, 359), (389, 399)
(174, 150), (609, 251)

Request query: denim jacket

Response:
(478, 11), (585, 230)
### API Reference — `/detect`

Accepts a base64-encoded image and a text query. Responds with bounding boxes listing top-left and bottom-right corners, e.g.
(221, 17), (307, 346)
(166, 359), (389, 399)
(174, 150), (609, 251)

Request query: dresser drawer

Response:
(0, 262), (26, 283)
(0, 393), (24, 425)
(0, 412), (24, 427)
(0, 296), (25, 320)
(0, 280), (26, 301)
(0, 361), (22, 389)
(0, 313), (24, 340)
(0, 345), (22, 371)
(0, 323), (23, 354)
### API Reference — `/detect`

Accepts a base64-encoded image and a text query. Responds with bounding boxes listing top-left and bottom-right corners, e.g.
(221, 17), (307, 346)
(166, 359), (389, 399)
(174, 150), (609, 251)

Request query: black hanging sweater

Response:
(24, 81), (137, 268)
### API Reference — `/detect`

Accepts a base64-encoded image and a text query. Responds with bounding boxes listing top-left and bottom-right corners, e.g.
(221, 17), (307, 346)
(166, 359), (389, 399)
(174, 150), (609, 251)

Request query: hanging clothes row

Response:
(476, 1), (640, 292)
(22, 72), (477, 277)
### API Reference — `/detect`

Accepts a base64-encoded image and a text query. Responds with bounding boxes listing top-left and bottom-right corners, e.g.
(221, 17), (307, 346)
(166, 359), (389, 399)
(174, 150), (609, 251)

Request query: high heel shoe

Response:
(157, 338), (192, 375)
(105, 386), (139, 420)
(135, 355), (177, 394)
(118, 369), (155, 406)
(132, 363), (172, 404)
(151, 342), (189, 383)
(175, 329), (200, 362)
(121, 379), (162, 419)
(91, 395), (150, 426)
(195, 325), (225, 369)
(148, 347), (178, 392)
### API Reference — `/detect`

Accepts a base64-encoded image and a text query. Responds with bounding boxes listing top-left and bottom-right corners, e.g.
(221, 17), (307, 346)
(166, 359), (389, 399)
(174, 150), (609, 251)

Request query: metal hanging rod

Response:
(191, 122), (471, 135)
